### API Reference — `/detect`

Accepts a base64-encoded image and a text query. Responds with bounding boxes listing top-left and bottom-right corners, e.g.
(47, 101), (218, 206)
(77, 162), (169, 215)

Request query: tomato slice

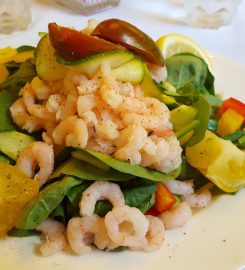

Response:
(92, 19), (165, 66)
(48, 23), (125, 61)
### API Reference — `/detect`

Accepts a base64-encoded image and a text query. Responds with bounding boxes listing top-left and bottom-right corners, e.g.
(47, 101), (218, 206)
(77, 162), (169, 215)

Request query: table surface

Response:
(0, 0), (245, 66)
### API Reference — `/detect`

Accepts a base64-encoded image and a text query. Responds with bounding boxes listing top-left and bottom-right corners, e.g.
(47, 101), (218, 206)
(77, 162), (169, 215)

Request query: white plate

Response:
(0, 54), (245, 270)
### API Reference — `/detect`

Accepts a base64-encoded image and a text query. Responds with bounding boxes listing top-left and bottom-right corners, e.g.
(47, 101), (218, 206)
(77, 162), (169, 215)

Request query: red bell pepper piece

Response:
(48, 23), (125, 61)
(154, 183), (177, 213)
(219, 97), (245, 119)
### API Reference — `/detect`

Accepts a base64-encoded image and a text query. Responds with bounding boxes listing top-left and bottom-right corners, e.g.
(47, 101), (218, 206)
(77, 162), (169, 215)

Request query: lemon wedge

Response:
(156, 34), (212, 70)
(186, 130), (245, 193)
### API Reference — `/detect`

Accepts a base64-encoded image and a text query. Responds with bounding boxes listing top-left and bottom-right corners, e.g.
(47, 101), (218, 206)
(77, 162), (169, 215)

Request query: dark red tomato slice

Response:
(92, 18), (165, 66)
(48, 22), (125, 61)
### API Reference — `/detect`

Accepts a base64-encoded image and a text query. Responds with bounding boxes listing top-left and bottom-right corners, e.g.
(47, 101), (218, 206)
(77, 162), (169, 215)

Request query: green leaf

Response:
(84, 149), (181, 181)
(66, 182), (90, 208)
(52, 158), (134, 181)
(187, 96), (210, 146)
(138, 193), (155, 213)
(17, 45), (35, 53)
(15, 176), (81, 230)
(165, 53), (214, 95)
(50, 204), (66, 224)
(0, 60), (36, 131)
(8, 228), (38, 237)
(0, 60), (36, 91)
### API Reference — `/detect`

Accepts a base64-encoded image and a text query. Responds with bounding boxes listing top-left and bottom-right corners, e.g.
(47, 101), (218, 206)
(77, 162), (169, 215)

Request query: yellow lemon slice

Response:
(186, 130), (245, 193)
(156, 33), (212, 70)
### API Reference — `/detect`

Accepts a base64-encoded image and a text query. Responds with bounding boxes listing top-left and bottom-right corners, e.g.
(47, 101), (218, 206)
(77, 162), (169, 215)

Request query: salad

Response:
(0, 19), (244, 256)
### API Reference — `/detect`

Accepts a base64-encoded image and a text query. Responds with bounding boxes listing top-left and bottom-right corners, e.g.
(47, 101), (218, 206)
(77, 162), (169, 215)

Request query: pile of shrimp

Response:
(10, 61), (182, 186)
(35, 180), (212, 256)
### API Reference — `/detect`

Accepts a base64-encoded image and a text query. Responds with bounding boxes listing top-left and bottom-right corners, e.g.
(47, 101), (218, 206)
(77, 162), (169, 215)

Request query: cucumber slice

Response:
(58, 50), (136, 78)
(35, 35), (68, 81)
(111, 58), (144, 84)
(0, 131), (35, 161)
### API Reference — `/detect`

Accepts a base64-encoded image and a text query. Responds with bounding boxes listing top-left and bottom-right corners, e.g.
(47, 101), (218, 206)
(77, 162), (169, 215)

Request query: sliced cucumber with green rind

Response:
(57, 50), (138, 79)
(111, 58), (144, 84)
(35, 35), (68, 81)
(0, 131), (35, 161)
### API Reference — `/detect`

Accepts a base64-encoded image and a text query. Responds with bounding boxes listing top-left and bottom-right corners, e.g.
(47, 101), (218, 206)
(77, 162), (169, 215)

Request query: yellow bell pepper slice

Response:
(0, 162), (39, 238)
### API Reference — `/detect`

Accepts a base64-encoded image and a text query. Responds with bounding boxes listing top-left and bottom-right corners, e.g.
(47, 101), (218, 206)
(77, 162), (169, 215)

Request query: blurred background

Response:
(0, 0), (244, 65)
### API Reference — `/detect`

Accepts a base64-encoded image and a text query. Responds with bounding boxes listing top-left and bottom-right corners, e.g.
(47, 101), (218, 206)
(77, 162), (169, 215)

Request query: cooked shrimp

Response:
(77, 74), (101, 95)
(130, 215), (165, 252)
(86, 138), (115, 154)
(77, 94), (96, 116)
(100, 81), (147, 114)
(114, 124), (147, 164)
(36, 218), (66, 257)
(30, 76), (53, 100)
(9, 98), (43, 133)
(159, 202), (192, 230)
(80, 181), (125, 217)
(81, 111), (98, 127)
(46, 94), (61, 113)
(165, 180), (194, 196)
(16, 141), (54, 187)
(94, 216), (118, 251)
(182, 183), (213, 208)
(104, 205), (149, 247)
(96, 120), (119, 140)
(67, 215), (97, 255)
(153, 136), (182, 173)
(121, 112), (161, 130)
(52, 116), (88, 148)
(56, 93), (78, 121)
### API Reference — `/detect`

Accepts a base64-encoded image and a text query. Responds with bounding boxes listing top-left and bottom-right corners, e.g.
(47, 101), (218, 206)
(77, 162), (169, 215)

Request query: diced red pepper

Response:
(219, 97), (245, 119)
(145, 205), (160, 216)
(154, 183), (177, 213)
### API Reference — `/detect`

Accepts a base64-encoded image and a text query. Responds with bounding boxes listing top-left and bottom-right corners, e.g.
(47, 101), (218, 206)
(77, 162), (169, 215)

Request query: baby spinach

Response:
(50, 204), (66, 224)
(15, 176), (81, 230)
(138, 193), (155, 213)
(66, 182), (90, 208)
(187, 96), (210, 146)
(52, 158), (134, 181)
(8, 228), (38, 237)
(0, 60), (36, 131)
(0, 60), (36, 91)
(84, 149), (181, 181)
(72, 150), (110, 171)
(165, 53), (214, 95)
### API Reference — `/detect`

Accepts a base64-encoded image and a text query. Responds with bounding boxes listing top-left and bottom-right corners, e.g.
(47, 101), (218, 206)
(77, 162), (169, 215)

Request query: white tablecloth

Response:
(0, 0), (245, 66)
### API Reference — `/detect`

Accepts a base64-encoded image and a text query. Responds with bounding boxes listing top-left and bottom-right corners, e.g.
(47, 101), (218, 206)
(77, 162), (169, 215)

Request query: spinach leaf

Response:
(50, 204), (66, 224)
(165, 53), (214, 95)
(94, 180), (157, 216)
(72, 150), (110, 171)
(0, 88), (19, 131)
(187, 96), (210, 146)
(84, 149), (181, 181)
(52, 158), (134, 181)
(0, 60), (36, 131)
(8, 228), (38, 237)
(138, 193), (155, 213)
(0, 152), (13, 164)
(222, 130), (245, 142)
(66, 182), (90, 208)
(0, 60), (36, 91)
(15, 176), (81, 230)
(123, 182), (156, 208)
